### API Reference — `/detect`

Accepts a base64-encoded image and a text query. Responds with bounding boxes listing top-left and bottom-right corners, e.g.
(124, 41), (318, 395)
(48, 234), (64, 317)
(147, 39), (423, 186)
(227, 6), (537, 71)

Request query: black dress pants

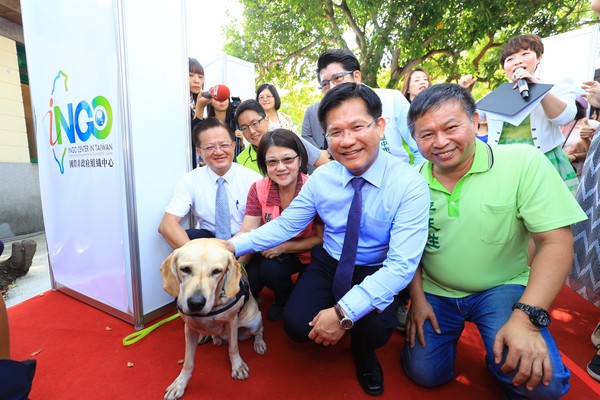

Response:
(247, 253), (305, 306)
(283, 245), (399, 352)
(185, 228), (215, 240)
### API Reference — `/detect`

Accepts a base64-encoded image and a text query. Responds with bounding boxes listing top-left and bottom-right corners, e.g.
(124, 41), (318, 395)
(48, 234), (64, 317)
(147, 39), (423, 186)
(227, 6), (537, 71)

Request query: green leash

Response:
(122, 312), (180, 346)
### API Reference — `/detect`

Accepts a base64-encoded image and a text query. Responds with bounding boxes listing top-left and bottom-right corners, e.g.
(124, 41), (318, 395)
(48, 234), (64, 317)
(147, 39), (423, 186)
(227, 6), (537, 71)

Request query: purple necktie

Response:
(333, 177), (365, 300)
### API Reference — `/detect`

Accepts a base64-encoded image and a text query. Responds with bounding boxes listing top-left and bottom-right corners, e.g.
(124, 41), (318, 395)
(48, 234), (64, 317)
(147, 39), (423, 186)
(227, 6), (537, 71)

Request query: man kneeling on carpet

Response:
(401, 83), (587, 399)
(226, 82), (430, 396)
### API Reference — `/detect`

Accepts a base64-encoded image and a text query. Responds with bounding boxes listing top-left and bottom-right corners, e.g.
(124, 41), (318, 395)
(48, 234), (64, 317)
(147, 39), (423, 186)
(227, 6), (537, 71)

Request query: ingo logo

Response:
(44, 70), (113, 173)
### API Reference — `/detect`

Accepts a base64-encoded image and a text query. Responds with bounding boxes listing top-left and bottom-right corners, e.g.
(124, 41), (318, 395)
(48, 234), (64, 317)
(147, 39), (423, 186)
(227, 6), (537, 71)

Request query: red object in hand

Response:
(201, 84), (230, 101)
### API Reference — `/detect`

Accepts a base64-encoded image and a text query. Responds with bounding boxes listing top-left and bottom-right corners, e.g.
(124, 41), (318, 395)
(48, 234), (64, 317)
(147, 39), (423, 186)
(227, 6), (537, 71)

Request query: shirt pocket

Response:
(362, 214), (392, 246)
(480, 203), (516, 244)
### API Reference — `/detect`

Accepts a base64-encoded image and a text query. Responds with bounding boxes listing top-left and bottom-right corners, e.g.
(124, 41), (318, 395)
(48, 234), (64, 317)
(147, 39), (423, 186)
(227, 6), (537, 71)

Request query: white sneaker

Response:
(592, 322), (600, 349)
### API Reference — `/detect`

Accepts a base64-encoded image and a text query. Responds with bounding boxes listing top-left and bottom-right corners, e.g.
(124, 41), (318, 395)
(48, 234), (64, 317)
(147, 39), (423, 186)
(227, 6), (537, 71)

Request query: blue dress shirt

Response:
(232, 150), (430, 321)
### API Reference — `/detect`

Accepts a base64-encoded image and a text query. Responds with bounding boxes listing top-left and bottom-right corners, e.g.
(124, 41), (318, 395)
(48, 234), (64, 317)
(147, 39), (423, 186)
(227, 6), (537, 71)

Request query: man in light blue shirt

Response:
(228, 83), (429, 396)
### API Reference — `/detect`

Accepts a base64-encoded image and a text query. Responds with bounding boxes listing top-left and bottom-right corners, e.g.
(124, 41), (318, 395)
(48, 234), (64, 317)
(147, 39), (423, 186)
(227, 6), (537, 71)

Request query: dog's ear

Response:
(224, 252), (241, 298)
(160, 251), (180, 297)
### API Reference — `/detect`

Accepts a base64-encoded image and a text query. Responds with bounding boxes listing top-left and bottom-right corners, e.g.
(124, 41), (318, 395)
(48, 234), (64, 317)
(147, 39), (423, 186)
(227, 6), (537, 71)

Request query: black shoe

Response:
(267, 303), (285, 321)
(587, 354), (600, 381)
(353, 349), (384, 396)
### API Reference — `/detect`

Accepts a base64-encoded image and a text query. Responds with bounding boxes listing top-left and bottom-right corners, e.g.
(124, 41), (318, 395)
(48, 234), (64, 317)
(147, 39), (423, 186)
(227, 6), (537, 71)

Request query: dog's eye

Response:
(211, 268), (223, 277)
(180, 266), (192, 274)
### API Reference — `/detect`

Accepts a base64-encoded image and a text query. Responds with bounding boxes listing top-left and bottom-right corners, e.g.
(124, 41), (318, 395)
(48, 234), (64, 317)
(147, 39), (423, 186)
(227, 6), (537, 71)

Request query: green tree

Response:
(224, 0), (595, 124)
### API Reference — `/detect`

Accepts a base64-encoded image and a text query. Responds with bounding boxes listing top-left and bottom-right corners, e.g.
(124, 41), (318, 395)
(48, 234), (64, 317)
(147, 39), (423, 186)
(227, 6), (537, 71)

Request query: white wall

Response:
(204, 54), (256, 101)
(539, 25), (600, 85)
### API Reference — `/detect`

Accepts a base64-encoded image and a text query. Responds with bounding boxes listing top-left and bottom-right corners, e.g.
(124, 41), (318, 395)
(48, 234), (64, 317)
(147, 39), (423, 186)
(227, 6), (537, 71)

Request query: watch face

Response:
(340, 318), (353, 330)
(532, 309), (551, 328)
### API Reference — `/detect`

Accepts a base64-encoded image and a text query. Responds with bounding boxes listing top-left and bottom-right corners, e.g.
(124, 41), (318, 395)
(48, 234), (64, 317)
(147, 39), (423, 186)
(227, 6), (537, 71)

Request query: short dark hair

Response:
(499, 34), (544, 66)
(234, 99), (266, 123)
(316, 49), (361, 83)
(192, 117), (235, 148)
(407, 83), (476, 136)
(256, 129), (308, 176)
(317, 82), (382, 132)
(256, 83), (281, 110)
(189, 57), (204, 76)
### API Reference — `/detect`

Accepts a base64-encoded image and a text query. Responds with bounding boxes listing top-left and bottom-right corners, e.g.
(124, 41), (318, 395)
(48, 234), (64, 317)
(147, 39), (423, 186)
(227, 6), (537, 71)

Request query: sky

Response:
(186, 0), (242, 65)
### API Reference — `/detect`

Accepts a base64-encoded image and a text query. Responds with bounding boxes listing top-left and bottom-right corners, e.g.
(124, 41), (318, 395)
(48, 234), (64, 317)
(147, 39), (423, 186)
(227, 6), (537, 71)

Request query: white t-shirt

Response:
(165, 163), (262, 235)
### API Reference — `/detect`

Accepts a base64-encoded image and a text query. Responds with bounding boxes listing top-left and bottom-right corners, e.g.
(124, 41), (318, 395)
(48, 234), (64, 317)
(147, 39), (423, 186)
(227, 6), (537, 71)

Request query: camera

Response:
(229, 96), (244, 155)
(229, 96), (241, 130)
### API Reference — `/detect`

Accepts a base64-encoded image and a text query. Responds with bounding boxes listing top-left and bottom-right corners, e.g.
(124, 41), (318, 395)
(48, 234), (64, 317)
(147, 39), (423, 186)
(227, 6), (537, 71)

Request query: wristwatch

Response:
(512, 303), (551, 328)
(333, 303), (354, 330)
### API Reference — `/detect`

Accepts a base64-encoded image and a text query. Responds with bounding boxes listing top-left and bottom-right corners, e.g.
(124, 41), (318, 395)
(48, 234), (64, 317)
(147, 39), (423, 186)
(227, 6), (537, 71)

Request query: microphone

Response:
(201, 84), (231, 102)
(514, 68), (529, 99)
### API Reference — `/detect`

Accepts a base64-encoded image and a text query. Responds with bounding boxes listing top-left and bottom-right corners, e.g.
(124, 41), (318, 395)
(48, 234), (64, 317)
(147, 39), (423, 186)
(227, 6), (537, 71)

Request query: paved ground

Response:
(1, 232), (52, 307)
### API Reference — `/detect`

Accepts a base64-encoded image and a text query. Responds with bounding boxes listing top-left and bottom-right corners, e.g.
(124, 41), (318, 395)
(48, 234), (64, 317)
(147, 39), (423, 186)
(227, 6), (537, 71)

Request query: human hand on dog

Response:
(222, 240), (236, 254)
(307, 307), (345, 346)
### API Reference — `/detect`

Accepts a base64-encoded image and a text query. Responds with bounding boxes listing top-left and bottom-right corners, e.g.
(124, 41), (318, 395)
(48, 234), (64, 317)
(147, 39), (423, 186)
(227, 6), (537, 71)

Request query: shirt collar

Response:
(206, 164), (234, 183)
(341, 150), (386, 189)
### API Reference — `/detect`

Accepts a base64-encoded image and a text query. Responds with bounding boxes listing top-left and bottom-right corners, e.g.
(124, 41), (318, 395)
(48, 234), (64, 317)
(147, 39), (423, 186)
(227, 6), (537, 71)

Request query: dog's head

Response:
(160, 238), (241, 315)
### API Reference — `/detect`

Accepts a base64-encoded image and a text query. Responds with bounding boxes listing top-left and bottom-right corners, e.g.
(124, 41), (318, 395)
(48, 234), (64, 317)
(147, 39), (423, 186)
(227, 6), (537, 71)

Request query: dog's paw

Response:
(164, 371), (192, 400)
(254, 337), (267, 355)
(164, 379), (187, 400)
(231, 361), (250, 380)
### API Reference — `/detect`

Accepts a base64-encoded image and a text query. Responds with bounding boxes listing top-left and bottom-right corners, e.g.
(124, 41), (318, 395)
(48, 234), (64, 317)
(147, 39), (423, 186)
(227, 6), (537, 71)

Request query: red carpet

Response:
(6, 286), (600, 399)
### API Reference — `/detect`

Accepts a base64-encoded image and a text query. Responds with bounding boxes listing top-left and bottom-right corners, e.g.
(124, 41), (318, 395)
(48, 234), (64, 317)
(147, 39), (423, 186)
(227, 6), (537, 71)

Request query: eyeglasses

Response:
(265, 154), (299, 168)
(201, 142), (233, 153)
(319, 71), (354, 92)
(258, 94), (273, 101)
(325, 119), (378, 141)
(239, 117), (265, 133)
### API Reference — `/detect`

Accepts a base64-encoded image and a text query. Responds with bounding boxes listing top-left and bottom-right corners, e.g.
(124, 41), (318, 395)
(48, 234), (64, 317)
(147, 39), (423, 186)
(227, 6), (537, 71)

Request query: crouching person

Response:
(401, 83), (587, 399)
(227, 83), (430, 395)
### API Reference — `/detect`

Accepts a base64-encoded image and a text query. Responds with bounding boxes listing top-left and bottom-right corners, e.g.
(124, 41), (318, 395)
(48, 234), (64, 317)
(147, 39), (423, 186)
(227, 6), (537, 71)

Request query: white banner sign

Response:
(22, 0), (129, 312)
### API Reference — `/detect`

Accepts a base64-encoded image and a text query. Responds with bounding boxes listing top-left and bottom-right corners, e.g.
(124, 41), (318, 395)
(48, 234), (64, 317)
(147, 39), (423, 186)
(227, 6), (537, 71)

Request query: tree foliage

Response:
(224, 0), (595, 123)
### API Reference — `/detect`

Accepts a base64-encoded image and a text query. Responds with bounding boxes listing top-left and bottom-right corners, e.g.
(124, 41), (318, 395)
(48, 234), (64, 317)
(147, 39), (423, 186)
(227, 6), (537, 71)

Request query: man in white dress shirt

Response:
(159, 118), (261, 249)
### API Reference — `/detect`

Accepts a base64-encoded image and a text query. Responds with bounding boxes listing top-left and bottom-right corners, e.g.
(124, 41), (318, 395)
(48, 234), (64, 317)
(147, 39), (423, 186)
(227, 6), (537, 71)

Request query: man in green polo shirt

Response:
(401, 83), (586, 399)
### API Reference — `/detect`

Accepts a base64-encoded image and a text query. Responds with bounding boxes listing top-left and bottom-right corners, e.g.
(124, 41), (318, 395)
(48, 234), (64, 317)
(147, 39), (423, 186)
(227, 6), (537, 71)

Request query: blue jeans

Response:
(401, 284), (570, 399)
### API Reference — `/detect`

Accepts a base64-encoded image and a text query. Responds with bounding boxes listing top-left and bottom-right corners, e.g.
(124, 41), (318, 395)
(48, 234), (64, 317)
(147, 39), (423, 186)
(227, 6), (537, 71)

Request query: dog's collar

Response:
(177, 279), (250, 318)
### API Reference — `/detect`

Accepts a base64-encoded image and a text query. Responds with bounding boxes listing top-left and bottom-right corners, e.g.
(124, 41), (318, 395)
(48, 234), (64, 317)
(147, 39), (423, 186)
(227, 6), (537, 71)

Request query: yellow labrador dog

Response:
(161, 238), (266, 400)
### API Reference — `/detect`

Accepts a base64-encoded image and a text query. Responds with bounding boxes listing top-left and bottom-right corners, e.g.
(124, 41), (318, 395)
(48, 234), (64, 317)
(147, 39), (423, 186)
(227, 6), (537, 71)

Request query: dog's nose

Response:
(187, 294), (206, 312)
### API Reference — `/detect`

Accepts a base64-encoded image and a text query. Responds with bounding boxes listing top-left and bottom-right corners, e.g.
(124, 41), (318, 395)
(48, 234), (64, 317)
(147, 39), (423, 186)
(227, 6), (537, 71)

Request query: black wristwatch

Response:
(333, 303), (354, 330)
(512, 303), (551, 328)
